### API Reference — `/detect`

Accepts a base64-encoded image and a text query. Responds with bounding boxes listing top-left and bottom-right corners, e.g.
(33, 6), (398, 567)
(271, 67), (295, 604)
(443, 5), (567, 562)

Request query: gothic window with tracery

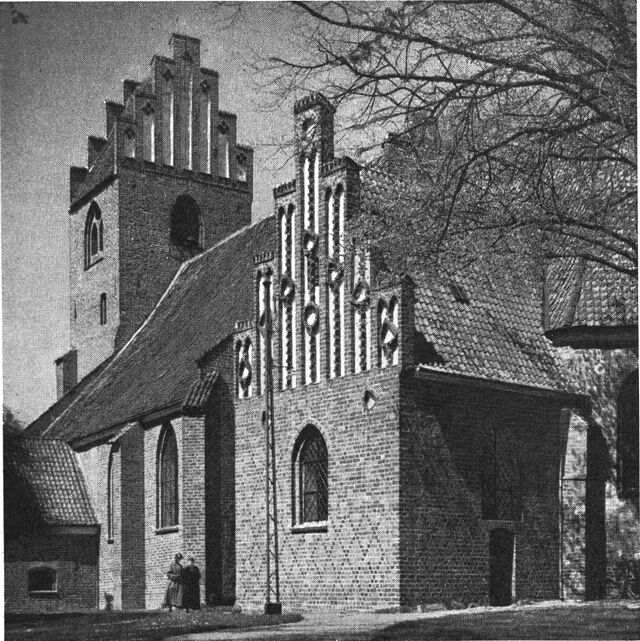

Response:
(84, 202), (104, 269)
(157, 423), (179, 529)
(379, 296), (399, 367)
(293, 425), (328, 525)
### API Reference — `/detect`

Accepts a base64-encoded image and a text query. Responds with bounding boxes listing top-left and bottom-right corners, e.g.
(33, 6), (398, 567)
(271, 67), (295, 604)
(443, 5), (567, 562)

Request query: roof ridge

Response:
(42, 216), (275, 441)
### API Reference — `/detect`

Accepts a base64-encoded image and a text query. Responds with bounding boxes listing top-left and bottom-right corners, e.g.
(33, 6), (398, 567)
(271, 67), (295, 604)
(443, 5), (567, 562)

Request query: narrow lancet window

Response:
(100, 293), (107, 325)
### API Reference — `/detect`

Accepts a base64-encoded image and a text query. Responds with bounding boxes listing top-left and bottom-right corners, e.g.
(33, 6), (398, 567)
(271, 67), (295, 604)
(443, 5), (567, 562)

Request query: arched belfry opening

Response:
(170, 194), (202, 252)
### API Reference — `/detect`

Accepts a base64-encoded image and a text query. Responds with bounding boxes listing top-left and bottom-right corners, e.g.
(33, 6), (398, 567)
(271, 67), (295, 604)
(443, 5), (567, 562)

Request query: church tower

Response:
(56, 35), (253, 393)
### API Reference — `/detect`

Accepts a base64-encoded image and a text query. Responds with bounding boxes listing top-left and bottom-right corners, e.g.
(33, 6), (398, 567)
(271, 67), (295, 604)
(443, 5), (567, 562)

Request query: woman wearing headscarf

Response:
(181, 556), (201, 611)
(164, 553), (184, 611)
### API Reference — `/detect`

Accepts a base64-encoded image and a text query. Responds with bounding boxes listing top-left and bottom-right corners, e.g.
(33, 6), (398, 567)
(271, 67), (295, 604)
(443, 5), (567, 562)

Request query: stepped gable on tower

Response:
(59, 34), (255, 394)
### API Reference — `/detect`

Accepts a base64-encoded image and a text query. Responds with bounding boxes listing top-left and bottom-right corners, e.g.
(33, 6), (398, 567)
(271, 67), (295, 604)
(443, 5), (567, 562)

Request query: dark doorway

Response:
(489, 529), (514, 606)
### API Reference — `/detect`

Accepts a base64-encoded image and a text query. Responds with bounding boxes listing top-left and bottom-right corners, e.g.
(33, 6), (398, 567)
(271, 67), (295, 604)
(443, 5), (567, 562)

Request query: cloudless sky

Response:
(1, 2), (347, 423)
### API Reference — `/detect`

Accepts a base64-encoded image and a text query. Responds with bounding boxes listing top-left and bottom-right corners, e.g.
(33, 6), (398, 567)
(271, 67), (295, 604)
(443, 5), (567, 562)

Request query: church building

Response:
(25, 35), (586, 612)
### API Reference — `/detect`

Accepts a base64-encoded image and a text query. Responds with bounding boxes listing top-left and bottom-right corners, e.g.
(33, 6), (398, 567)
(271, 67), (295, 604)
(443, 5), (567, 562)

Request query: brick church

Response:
(23, 34), (588, 611)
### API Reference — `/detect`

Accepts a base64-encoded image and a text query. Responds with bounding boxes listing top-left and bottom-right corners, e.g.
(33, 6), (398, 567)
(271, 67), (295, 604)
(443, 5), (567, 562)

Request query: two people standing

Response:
(164, 553), (201, 612)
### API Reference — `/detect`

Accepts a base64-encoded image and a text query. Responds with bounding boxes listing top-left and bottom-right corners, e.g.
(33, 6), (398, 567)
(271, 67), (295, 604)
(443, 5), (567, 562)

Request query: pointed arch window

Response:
(292, 425), (328, 527)
(107, 442), (119, 542)
(84, 202), (104, 269)
(157, 423), (179, 529)
(170, 194), (202, 251)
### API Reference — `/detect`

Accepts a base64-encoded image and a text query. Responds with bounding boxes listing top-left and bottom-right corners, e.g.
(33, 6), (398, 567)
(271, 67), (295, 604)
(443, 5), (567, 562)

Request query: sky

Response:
(1, 2), (342, 424)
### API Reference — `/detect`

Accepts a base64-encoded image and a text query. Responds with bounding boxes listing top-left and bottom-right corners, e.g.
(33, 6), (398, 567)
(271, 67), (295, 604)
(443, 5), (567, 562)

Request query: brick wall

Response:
(77, 442), (122, 609)
(116, 164), (252, 350)
(69, 183), (120, 380)
(399, 378), (564, 606)
(144, 418), (184, 609)
(5, 531), (98, 613)
(235, 365), (402, 611)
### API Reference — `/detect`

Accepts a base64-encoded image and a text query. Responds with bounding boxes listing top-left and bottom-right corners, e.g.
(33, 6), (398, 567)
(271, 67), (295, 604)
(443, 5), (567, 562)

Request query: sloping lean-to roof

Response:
(37, 216), (276, 445)
(4, 436), (98, 529)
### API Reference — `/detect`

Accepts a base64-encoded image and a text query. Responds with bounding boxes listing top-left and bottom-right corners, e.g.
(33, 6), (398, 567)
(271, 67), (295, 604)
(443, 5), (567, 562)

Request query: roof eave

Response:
(545, 324), (638, 350)
(414, 366), (589, 409)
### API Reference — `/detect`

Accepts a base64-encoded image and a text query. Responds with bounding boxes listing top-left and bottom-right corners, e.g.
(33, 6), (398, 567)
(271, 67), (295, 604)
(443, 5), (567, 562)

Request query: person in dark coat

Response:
(181, 556), (201, 612)
(164, 553), (184, 611)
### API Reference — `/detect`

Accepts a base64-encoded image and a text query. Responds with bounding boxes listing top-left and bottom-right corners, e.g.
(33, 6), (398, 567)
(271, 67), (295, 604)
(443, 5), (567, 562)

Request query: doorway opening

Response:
(489, 528), (515, 606)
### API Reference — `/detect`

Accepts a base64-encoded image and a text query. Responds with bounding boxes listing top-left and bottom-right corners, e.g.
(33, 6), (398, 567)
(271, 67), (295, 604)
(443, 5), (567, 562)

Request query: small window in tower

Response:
(100, 293), (107, 325)
(170, 194), (202, 252)
(236, 153), (247, 182)
(84, 202), (104, 269)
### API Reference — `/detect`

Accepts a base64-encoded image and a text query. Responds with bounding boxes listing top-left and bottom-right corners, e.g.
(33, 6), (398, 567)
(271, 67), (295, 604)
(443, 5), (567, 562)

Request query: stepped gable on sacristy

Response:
(34, 217), (275, 445)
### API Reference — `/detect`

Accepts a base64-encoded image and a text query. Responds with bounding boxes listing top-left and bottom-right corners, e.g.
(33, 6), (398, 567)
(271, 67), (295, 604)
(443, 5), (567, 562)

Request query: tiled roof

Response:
(182, 370), (220, 415)
(413, 270), (574, 393)
(39, 217), (276, 444)
(544, 163), (637, 333)
(546, 256), (637, 330)
(3, 436), (97, 528)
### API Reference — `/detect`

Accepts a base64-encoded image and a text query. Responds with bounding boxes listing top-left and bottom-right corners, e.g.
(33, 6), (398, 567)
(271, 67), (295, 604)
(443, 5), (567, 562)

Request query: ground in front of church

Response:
(5, 600), (639, 641)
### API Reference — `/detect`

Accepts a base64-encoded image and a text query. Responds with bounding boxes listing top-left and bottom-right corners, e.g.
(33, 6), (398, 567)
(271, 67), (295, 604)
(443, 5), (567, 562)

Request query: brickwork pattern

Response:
(78, 443), (123, 609)
(399, 379), (564, 606)
(144, 419), (184, 609)
(235, 366), (402, 611)
(69, 183), (120, 381)
(5, 532), (98, 613)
